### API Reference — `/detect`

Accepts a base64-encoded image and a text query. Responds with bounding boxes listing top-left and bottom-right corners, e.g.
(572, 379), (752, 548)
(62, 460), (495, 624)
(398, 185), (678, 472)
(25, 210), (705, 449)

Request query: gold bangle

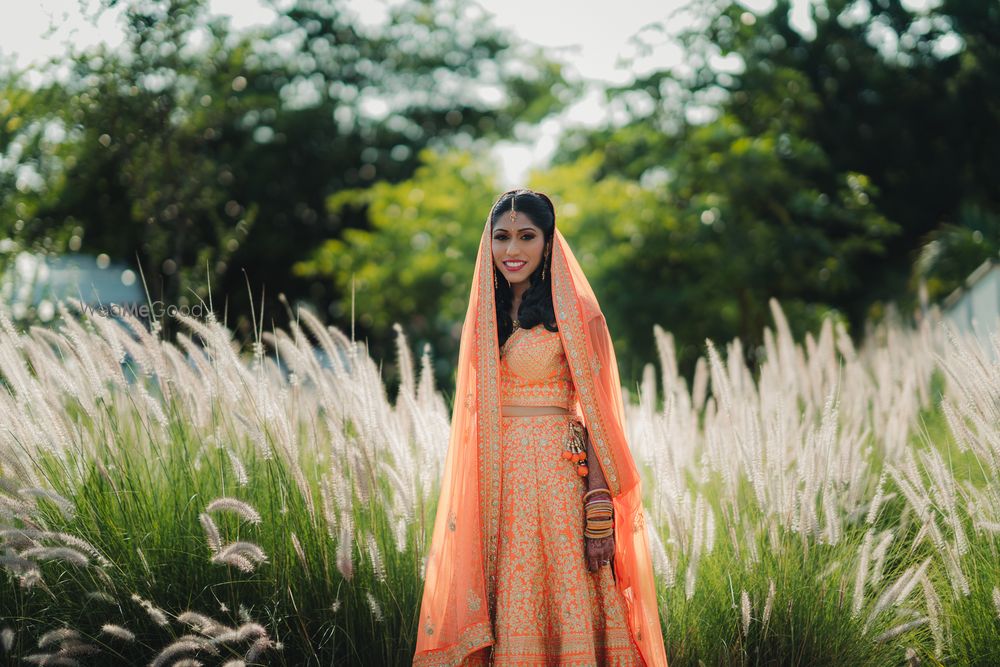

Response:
(584, 488), (611, 502)
(585, 529), (614, 539)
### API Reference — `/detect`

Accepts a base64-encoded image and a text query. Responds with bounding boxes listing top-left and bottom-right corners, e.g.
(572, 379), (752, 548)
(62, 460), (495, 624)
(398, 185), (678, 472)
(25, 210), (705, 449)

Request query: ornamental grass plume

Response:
(210, 541), (268, 573)
(1, 291), (998, 663)
(99, 624), (135, 642)
(204, 498), (262, 525)
(1, 627), (13, 653)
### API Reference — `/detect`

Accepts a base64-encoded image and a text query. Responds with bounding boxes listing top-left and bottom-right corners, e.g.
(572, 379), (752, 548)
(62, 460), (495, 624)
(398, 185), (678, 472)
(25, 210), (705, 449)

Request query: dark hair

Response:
(489, 189), (558, 349)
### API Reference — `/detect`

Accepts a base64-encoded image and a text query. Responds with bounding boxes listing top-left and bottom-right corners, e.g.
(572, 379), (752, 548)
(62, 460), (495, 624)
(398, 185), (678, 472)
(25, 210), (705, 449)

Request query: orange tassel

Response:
(576, 465), (589, 476)
(561, 451), (574, 460)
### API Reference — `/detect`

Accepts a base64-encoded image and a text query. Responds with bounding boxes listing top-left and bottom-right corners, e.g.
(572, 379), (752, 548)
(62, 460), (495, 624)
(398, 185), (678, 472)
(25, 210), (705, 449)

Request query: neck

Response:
(511, 280), (529, 301)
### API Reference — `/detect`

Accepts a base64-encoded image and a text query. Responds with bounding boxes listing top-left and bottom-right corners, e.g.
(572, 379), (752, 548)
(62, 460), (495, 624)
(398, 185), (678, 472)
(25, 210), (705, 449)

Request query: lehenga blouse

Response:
(499, 323), (577, 411)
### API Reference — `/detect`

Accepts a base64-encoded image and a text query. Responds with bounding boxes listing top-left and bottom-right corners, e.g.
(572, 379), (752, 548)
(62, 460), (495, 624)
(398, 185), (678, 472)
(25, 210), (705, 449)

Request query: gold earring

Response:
(542, 245), (549, 280)
(494, 267), (498, 289)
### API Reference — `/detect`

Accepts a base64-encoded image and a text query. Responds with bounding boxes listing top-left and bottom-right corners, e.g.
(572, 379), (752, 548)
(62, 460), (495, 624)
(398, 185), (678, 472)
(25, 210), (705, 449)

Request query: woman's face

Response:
(492, 212), (546, 289)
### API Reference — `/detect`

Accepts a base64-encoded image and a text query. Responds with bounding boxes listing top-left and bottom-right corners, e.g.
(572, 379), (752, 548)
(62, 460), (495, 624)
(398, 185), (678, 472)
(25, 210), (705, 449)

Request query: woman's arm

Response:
(583, 425), (615, 573)
(585, 428), (610, 493)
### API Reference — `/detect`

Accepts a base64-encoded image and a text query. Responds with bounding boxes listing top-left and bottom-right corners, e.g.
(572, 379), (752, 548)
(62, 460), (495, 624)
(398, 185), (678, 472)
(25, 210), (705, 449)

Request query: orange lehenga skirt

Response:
(466, 413), (643, 666)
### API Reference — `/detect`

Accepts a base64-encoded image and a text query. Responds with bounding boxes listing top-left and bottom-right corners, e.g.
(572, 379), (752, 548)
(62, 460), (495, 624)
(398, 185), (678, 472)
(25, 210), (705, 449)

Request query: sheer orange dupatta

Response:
(413, 218), (668, 667)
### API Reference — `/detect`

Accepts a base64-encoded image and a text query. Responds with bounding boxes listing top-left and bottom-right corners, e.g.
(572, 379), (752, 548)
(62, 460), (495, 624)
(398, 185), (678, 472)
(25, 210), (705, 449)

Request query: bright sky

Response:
(0, 0), (822, 185)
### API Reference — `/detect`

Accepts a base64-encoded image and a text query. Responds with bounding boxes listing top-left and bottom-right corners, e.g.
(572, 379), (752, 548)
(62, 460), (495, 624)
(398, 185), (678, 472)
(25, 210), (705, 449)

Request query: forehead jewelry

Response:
(509, 191), (518, 223)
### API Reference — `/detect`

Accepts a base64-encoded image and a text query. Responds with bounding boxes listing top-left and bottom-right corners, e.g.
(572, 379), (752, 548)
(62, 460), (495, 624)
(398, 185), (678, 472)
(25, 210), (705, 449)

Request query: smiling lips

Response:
(503, 260), (528, 272)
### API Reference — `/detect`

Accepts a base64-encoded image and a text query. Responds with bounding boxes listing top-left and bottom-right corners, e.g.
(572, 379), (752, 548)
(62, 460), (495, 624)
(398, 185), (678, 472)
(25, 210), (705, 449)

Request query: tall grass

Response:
(0, 297), (997, 666)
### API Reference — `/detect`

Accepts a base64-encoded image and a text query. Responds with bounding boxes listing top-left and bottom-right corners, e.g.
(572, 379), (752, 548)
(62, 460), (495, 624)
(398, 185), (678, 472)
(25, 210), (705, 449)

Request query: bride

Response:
(413, 189), (668, 666)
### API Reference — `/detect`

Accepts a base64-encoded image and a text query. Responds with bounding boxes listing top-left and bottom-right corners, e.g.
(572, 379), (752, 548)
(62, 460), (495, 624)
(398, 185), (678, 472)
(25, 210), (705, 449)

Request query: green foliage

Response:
(294, 148), (498, 391)
(0, 0), (571, 341)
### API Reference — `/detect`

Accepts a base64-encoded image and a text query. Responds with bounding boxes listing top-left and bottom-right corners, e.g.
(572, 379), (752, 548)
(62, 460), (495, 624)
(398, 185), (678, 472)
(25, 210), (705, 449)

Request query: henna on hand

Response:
(585, 533), (615, 572)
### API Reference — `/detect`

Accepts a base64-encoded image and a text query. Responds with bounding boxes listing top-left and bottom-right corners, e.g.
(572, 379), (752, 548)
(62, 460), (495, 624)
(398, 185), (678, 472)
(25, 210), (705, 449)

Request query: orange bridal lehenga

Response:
(486, 324), (642, 665)
(413, 215), (668, 667)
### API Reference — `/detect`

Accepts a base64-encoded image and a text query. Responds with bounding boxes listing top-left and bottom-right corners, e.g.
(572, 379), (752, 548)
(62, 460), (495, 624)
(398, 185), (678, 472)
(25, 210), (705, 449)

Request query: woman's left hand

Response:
(586, 533), (615, 572)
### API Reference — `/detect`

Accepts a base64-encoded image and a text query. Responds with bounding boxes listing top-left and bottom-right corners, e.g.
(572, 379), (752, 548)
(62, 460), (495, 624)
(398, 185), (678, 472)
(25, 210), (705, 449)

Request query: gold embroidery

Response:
(492, 413), (641, 665)
(467, 588), (482, 612)
(476, 226), (502, 613)
(448, 512), (457, 532)
(499, 325), (577, 410)
(412, 620), (493, 667)
(552, 241), (621, 494)
(633, 507), (645, 534)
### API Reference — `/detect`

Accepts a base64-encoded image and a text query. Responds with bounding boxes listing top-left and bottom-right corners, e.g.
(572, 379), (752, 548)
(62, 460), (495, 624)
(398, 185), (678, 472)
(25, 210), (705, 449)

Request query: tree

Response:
(0, 0), (573, 343)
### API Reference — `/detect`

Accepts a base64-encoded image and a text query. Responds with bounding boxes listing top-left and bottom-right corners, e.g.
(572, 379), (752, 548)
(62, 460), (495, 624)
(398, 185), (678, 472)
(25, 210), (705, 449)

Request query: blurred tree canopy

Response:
(0, 0), (573, 345)
(2, 0), (998, 395)
(551, 0), (998, 374)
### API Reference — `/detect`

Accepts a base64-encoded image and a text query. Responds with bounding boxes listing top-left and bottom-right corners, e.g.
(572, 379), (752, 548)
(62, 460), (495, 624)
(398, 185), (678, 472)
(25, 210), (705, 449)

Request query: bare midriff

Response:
(501, 404), (571, 417)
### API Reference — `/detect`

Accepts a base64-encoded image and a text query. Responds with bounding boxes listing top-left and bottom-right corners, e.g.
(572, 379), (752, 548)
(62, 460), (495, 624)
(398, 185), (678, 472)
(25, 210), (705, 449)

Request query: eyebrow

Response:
(494, 227), (537, 233)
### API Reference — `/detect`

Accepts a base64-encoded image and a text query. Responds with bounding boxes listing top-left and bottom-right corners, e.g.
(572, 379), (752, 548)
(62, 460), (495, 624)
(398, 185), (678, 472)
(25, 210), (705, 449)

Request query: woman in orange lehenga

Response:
(413, 190), (668, 666)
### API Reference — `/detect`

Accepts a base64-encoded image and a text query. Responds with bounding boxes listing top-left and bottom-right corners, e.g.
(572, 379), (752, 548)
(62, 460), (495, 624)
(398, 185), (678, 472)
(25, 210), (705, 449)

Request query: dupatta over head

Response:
(414, 203), (668, 667)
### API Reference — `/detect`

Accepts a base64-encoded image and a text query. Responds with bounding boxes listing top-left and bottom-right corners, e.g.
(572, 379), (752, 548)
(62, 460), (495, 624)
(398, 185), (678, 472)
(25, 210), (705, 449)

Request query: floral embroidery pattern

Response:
(467, 589), (482, 613)
(551, 242), (622, 495)
(491, 413), (642, 665)
(413, 620), (493, 667)
(476, 238), (502, 614)
(499, 325), (577, 410)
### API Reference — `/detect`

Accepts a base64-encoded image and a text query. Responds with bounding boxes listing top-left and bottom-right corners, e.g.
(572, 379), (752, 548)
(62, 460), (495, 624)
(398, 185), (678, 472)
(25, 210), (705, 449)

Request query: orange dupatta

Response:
(413, 216), (668, 667)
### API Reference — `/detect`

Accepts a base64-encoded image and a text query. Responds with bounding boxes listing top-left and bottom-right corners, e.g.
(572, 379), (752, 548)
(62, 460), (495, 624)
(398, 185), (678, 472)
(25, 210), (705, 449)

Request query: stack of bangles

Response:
(583, 488), (614, 539)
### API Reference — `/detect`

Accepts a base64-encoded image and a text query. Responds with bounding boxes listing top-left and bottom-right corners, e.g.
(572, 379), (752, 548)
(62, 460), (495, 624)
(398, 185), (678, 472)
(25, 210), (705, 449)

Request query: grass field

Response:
(1, 297), (998, 666)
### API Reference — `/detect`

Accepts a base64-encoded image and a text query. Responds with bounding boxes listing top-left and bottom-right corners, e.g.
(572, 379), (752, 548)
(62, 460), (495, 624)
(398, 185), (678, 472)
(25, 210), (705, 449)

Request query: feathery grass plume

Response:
(170, 660), (203, 667)
(868, 557), (931, 628)
(205, 498), (262, 525)
(336, 512), (355, 581)
(199, 513), (222, 553)
(18, 488), (75, 520)
(366, 531), (387, 583)
(940, 542), (970, 597)
(245, 635), (273, 663)
(290, 532), (308, 571)
(853, 529), (875, 616)
(366, 591), (384, 622)
(20, 546), (89, 567)
(177, 611), (231, 638)
(150, 639), (208, 667)
(222, 661), (246, 667)
(225, 448), (249, 487)
(993, 587), (1000, 620)
(866, 473), (887, 525)
(922, 575), (944, 658)
(207, 619), (267, 646)
(869, 529), (894, 588)
(762, 579), (776, 628)
(87, 591), (118, 604)
(38, 628), (80, 649)
(874, 617), (929, 643)
(683, 550), (699, 601)
(99, 624), (135, 642)
(53, 640), (100, 658)
(740, 589), (752, 637)
(210, 541), (268, 573)
(18, 568), (42, 589)
(1, 627), (13, 653)
(173, 635), (221, 656)
(131, 593), (170, 627)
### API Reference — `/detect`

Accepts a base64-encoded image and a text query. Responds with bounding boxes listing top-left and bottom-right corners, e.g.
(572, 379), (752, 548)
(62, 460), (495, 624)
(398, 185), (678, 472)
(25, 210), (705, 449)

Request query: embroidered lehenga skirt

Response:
(466, 413), (643, 666)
